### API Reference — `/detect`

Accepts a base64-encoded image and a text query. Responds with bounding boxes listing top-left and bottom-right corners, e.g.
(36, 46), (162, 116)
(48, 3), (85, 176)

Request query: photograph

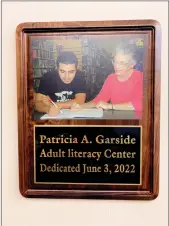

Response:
(30, 34), (145, 120)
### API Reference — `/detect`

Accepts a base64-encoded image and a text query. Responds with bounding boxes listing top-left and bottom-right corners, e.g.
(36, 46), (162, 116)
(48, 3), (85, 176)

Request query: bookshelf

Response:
(32, 40), (62, 91)
(81, 39), (113, 101)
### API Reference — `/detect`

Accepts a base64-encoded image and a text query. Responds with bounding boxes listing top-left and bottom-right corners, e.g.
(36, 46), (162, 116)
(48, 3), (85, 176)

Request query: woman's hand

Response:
(96, 101), (113, 110)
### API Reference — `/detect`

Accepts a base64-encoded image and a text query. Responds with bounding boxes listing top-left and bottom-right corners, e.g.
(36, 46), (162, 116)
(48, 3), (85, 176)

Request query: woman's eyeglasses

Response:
(112, 60), (131, 67)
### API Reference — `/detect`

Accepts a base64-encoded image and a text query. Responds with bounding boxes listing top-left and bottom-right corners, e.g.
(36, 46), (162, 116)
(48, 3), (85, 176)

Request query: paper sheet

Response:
(40, 108), (103, 119)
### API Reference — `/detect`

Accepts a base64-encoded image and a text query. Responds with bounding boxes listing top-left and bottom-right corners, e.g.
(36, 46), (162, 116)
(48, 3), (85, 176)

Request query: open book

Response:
(40, 108), (103, 120)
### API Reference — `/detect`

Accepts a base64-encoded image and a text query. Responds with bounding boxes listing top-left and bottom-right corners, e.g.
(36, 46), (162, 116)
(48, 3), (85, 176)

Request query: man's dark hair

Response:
(56, 51), (78, 68)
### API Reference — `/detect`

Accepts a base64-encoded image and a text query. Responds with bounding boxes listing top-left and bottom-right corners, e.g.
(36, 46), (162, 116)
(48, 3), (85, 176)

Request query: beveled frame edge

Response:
(153, 19), (161, 200)
(16, 20), (161, 200)
(16, 19), (161, 32)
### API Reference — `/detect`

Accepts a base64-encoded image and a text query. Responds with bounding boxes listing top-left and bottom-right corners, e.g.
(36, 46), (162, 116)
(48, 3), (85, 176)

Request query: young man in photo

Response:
(35, 51), (86, 116)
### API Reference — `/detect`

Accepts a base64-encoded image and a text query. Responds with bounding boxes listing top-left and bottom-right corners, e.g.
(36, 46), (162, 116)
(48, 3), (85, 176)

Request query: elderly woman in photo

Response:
(71, 44), (143, 112)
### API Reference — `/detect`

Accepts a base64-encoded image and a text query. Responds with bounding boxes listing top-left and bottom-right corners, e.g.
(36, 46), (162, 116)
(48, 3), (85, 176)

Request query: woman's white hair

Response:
(114, 43), (137, 65)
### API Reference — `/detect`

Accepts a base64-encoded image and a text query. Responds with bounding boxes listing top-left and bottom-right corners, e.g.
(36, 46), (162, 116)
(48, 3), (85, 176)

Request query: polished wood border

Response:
(16, 20), (161, 200)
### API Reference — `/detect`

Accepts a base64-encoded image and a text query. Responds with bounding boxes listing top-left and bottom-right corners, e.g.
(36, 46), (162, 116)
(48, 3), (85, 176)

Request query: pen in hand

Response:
(49, 98), (63, 113)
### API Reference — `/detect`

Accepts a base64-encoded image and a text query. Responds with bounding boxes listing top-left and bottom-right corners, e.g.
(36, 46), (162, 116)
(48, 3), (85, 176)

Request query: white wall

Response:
(2, 2), (168, 226)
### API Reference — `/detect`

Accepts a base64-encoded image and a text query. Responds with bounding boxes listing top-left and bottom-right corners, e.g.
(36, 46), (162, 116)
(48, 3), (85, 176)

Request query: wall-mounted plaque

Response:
(16, 20), (161, 199)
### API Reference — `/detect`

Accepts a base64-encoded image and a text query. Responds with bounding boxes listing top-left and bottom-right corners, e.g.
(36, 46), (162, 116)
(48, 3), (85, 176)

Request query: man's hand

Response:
(96, 101), (113, 110)
(48, 104), (61, 117)
(70, 103), (84, 111)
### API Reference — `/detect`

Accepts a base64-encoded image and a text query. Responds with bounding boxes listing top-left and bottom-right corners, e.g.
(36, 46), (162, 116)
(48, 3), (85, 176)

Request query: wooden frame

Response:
(16, 20), (161, 200)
